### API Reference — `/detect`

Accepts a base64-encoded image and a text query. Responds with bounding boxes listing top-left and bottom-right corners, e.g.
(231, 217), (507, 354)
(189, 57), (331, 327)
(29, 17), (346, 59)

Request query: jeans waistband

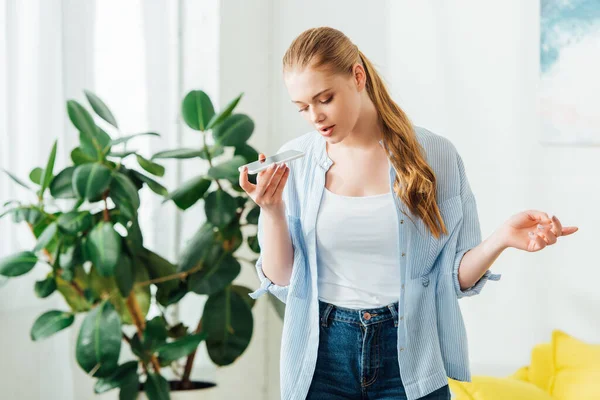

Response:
(318, 299), (399, 328)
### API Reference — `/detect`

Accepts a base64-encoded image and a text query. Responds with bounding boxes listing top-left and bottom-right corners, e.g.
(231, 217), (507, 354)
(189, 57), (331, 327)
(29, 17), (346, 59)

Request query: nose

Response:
(309, 108), (325, 125)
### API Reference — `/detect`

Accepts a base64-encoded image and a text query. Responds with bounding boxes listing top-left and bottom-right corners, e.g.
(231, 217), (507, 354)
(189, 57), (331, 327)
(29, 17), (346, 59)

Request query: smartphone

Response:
(238, 149), (305, 175)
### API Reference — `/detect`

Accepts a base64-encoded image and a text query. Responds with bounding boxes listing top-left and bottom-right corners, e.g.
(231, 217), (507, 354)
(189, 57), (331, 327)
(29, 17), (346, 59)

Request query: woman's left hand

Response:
(497, 210), (579, 252)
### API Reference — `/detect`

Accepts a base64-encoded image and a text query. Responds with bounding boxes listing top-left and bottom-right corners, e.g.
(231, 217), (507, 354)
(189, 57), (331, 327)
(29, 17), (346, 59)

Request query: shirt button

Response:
(400, 347), (405, 351)
(400, 316), (404, 321)
(401, 284), (405, 289)
(401, 252), (406, 257)
(363, 312), (372, 320)
(400, 219), (404, 224)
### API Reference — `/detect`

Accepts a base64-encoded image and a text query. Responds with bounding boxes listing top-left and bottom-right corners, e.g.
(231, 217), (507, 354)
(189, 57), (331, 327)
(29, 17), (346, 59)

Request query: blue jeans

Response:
(306, 299), (451, 400)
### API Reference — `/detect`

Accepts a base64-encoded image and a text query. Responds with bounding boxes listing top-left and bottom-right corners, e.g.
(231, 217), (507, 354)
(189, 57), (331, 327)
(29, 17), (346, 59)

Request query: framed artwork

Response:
(539, 0), (600, 145)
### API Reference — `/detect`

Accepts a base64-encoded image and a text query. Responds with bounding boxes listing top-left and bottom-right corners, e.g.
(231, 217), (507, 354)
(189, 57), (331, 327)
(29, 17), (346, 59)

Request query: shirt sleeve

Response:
(453, 153), (501, 299)
(247, 144), (306, 304)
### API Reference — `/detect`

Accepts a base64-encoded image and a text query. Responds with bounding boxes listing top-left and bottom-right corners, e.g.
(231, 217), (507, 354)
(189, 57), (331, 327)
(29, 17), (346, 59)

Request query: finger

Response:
(256, 163), (278, 197)
(264, 163), (287, 198)
(528, 231), (546, 251)
(537, 224), (557, 245)
(561, 226), (579, 236)
(258, 153), (266, 162)
(550, 215), (563, 236)
(238, 166), (255, 193)
(527, 210), (552, 224)
(273, 164), (290, 199)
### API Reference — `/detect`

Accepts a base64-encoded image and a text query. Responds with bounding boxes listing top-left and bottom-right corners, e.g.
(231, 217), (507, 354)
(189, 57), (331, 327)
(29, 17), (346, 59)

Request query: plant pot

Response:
(96, 381), (217, 399)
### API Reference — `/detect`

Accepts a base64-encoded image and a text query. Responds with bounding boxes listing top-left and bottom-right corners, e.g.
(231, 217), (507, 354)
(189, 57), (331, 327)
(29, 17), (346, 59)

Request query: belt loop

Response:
(321, 303), (334, 327)
(387, 302), (399, 327)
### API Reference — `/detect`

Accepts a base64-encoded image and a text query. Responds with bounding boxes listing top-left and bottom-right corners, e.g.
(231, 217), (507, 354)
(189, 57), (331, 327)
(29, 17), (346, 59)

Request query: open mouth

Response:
(320, 125), (335, 135)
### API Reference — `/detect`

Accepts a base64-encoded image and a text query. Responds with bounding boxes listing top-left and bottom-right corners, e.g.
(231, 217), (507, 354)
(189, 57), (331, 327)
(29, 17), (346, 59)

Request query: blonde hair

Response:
(283, 27), (447, 239)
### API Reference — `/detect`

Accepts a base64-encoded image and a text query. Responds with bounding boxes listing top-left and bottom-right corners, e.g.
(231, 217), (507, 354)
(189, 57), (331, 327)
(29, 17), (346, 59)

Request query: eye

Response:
(298, 96), (333, 113)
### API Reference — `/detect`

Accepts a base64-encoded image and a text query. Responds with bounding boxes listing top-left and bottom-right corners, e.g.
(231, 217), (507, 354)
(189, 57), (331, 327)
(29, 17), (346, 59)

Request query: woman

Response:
(238, 27), (578, 400)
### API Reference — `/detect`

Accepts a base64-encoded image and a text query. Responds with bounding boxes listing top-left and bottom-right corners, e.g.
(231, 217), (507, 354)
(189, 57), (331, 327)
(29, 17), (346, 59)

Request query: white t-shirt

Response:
(316, 186), (401, 309)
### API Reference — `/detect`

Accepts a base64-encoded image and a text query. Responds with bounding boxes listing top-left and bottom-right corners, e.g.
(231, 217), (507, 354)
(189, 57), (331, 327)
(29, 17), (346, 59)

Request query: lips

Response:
(319, 125), (335, 136)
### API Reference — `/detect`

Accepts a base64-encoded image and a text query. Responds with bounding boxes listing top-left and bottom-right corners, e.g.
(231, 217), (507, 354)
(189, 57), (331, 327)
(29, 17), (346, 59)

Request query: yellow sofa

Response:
(448, 330), (600, 400)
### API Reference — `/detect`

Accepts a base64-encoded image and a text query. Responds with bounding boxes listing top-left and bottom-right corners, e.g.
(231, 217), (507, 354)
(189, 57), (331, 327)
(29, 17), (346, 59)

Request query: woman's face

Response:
(284, 64), (366, 142)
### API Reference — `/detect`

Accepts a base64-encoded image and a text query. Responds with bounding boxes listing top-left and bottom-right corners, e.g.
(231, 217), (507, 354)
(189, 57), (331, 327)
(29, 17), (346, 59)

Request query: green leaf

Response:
(151, 148), (204, 160)
(76, 300), (122, 377)
(139, 249), (179, 307)
(198, 144), (225, 160)
(29, 167), (43, 185)
(49, 166), (77, 199)
(204, 189), (237, 228)
(177, 223), (216, 273)
(39, 140), (58, 198)
(0, 251), (38, 277)
(108, 150), (137, 158)
(93, 361), (138, 394)
(136, 154), (165, 177)
(2, 169), (34, 192)
(30, 310), (74, 341)
(212, 113), (254, 147)
(188, 253), (240, 295)
(86, 222), (122, 277)
(231, 285), (256, 310)
(156, 333), (206, 363)
(119, 371), (140, 400)
(33, 221), (58, 252)
(203, 287), (253, 366)
(246, 205), (260, 225)
(97, 126), (113, 154)
(71, 147), (96, 165)
(164, 176), (211, 211)
(181, 90), (215, 131)
(34, 275), (57, 298)
(84, 90), (118, 128)
(110, 172), (140, 219)
(109, 132), (160, 146)
(234, 143), (259, 164)
(248, 235), (260, 253)
(131, 171), (168, 197)
(67, 100), (102, 158)
(57, 211), (93, 235)
(144, 373), (170, 400)
(206, 93), (243, 130)
(206, 156), (246, 181)
(114, 255), (133, 297)
(72, 163), (113, 201)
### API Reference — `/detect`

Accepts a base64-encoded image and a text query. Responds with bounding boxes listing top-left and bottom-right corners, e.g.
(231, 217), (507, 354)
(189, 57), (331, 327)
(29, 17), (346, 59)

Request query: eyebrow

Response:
(291, 88), (332, 104)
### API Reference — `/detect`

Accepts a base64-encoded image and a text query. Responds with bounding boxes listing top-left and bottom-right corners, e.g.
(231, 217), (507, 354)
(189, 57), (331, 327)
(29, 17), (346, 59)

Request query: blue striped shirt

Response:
(248, 126), (501, 400)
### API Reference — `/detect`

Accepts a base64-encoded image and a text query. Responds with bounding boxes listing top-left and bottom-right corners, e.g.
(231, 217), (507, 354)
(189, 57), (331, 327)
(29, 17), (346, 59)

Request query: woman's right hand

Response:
(238, 153), (290, 213)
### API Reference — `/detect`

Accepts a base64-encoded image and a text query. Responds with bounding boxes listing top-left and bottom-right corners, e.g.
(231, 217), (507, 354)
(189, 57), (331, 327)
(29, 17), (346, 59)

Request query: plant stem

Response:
(134, 263), (203, 288)
(123, 333), (149, 375)
(126, 292), (162, 373)
(102, 191), (110, 222)
(181, 317), (203, 387)
(27, 223), (85, 297)
(203, 131), (223, 192)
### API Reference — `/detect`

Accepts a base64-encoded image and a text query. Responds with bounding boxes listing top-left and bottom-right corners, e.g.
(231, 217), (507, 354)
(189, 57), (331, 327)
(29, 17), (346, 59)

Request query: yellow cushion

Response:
(510, 365), (530, 382)
(529, 343), (553, 391)
(549, 330), (600, 400)
(448, 376), (554, 400)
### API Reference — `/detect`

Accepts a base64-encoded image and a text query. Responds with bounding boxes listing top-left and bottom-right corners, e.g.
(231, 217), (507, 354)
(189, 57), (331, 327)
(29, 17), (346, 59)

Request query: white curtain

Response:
(0, 0), (195, 398)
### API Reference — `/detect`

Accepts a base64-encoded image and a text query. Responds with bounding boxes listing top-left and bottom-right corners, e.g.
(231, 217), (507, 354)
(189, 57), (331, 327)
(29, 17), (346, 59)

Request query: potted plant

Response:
(0, 89), (279, 399)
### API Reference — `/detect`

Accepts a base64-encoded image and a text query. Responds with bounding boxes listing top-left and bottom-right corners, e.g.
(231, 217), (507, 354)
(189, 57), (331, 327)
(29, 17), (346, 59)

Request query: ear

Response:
(352, 63), (367, 92)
